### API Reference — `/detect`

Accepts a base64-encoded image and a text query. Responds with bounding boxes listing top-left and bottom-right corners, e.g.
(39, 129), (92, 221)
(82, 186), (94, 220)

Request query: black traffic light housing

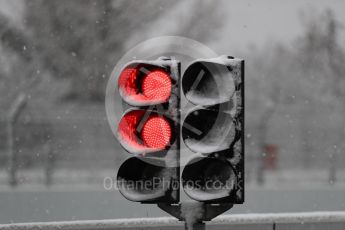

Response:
(112, 55), (244, 209)
(181, 56), (244, 204)
(117, 157), (178, 203)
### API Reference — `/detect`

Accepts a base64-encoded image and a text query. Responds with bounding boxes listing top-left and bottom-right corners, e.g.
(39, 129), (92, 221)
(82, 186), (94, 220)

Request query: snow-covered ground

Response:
(1, 211), (345, 229)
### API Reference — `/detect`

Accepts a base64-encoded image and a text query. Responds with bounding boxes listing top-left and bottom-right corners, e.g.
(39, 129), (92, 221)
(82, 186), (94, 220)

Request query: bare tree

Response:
(296, 9), (345, 183)
(24, 0), (176, 101)
(0, 13), (46, 185)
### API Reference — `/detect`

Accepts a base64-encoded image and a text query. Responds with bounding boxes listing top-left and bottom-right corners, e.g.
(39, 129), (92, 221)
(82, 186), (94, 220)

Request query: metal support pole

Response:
(185, 222), (205, 230)
(329, 149), (337, 185)
(158, 202), (232, 229)
(7, 120), (16, 186)
(45, 143), (54, 186)
(7, 94), (27, 186)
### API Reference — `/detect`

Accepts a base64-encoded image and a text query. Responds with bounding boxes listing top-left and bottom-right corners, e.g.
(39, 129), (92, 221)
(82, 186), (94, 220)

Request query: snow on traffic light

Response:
(181, 56), (244, 203)
(112, 55), (244, 206)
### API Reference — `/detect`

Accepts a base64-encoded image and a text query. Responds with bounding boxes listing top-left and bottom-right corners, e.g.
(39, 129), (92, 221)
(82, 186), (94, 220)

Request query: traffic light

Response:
(181, 56), (244, 203)
(115, 58), (180, 203)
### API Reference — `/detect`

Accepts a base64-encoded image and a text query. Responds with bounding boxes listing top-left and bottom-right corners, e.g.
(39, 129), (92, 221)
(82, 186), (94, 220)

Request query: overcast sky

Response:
(212, 0), (345, 52)
(1, 0), (344, 53)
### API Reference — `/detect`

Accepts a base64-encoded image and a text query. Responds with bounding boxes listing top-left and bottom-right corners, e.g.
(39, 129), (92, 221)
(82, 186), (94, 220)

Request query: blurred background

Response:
(1, 0), (345, 224)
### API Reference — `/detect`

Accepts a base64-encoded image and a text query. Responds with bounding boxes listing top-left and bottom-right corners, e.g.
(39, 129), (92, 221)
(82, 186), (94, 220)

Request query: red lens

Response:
(118, 67), (138, 97)
(118, 110), (144, 150)
(141, 116), (172, 148)
(142, 70), (172, 102)
(118, 110), (172, 152)
(118, 66), (172, 105)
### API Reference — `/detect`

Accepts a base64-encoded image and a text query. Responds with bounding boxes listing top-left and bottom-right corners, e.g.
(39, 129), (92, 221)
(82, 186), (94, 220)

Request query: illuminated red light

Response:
(118, 110), (172, 151)
(118, 110), (144, 151)
(118, 67), (138, 97)
(142, 70), (172, 102)
(141, 116), (172, 148)
(118, 67), (172, 105)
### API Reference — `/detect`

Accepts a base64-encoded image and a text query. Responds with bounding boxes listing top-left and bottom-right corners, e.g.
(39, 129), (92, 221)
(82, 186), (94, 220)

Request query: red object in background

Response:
(263, 144), (278, 170)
